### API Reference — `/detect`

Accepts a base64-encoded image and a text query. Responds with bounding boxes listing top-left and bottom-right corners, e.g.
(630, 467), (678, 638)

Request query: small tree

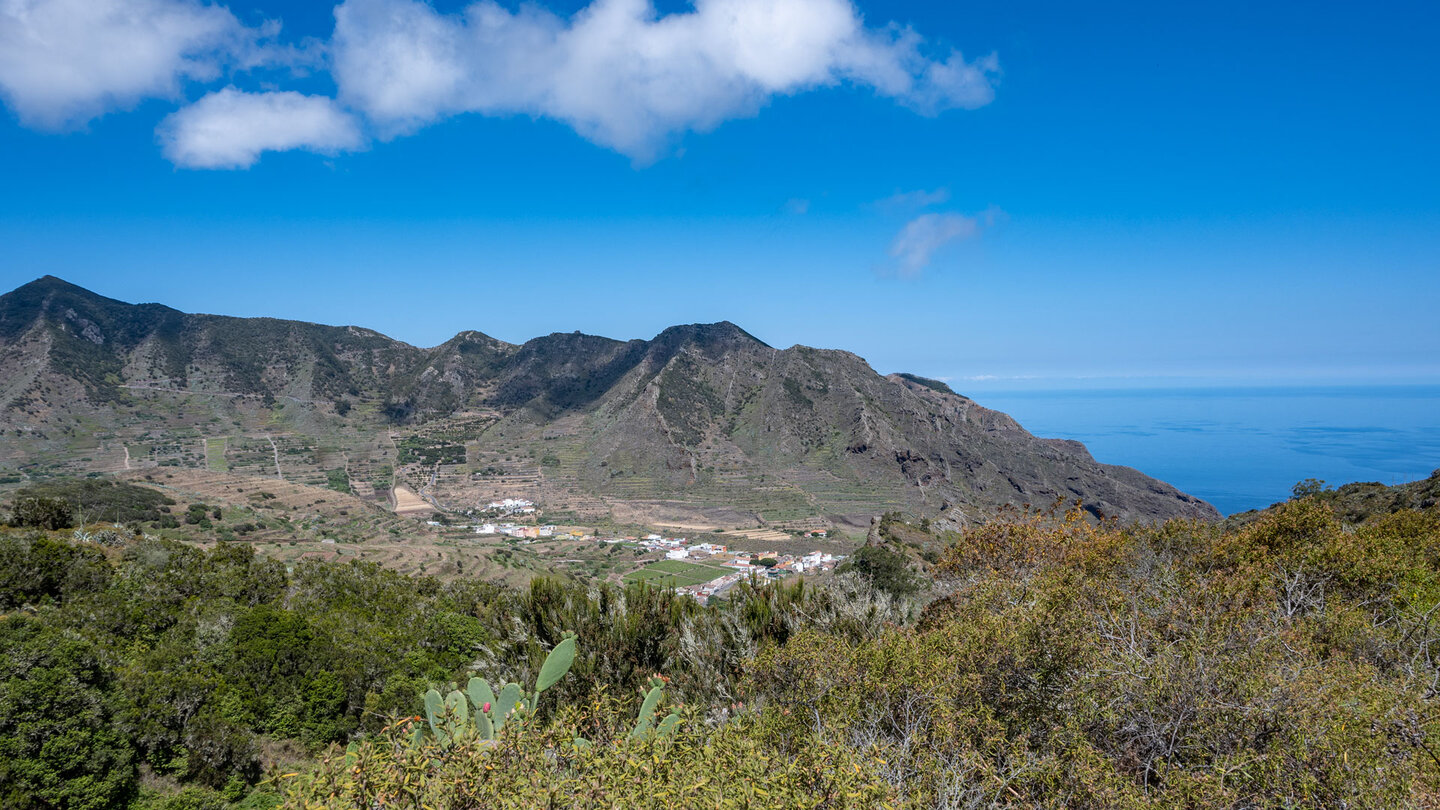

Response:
(839, 545), (918, 597)
(1291, 478), (1331, 499)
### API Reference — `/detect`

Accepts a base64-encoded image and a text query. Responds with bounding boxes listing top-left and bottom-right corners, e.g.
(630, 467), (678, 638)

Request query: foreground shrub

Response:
(0, 617), (138, 810)
(281, 703), (892, 810)
(745, 504), (1440, 807)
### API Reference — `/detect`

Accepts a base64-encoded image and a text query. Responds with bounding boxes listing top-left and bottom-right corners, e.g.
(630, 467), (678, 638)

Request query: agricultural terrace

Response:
(622, 559), (730, 587)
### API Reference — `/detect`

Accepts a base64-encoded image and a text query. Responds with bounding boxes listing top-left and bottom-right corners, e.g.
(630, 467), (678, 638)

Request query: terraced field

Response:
(621, 559), (730, 587)
(204, 437), (228, 472)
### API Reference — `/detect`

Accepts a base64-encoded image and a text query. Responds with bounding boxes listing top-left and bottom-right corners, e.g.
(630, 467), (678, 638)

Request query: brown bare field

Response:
(115, 469), (554, 587)
(605, 500), (756, 531)
(391, 485), (434, 515)
(120, 468), (415, 540)
(727, 528), (794, 542)
(651, 521), (723, 533)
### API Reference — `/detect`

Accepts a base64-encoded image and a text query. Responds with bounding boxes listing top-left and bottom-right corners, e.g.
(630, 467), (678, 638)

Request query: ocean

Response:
(968, 385), (1440, 517)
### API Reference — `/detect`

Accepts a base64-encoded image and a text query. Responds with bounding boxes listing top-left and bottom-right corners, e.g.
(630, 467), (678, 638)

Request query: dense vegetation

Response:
(11, 479), (175, 526)
(0, 523), (881, 809)
(4, 479), (1440, 807)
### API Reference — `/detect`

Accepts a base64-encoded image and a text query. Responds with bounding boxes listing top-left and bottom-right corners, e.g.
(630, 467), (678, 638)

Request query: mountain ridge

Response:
(0, 276), (1219, 525)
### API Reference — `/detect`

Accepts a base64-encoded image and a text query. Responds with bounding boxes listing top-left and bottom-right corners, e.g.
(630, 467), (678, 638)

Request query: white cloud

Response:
(0, 0), (263, 128)
(0, 0), (999, 167)
(158, 87), (363, 168)
(331, 0), (999, 161)
(887, 211), (982, 275)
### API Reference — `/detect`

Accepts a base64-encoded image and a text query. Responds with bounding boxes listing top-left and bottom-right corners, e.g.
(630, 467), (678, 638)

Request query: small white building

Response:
(665, 548), (690, 560)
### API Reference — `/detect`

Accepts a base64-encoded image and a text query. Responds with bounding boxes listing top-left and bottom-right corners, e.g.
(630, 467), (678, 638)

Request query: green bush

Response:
(12, 478), (174, 525)
(0, 533), (111, 608)
(0, 617), (138, 810)
(837, 544), (917, 596)
(282, 699), (891, 809)
(131, 786), (227, 810)
(7, 495), (73, 530)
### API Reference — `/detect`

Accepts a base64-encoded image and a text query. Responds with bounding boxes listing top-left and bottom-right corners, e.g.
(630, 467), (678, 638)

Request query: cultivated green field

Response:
(204, 437), (228, 472)
(622, 559), (730, 587)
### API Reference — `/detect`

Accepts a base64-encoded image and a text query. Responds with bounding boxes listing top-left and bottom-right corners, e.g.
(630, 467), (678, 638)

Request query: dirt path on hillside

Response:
(266, 435), (282, 479)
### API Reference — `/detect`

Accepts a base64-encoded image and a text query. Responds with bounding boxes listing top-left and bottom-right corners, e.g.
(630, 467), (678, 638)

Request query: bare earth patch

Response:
(391, 485), (434, 516)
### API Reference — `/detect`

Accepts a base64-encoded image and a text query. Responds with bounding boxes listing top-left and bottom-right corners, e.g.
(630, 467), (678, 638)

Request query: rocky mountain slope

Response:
(0, 276), (1218, 525)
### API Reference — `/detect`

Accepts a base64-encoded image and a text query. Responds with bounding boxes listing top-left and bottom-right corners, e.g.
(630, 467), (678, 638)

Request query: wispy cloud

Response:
(873, 187), (950, 210)
(884, 210), (980, 275)
(959, 373), (1040, 382)
(158, 88), (364, 169)
(882, 205), (1002, 275)
(784, 197), (811, 215)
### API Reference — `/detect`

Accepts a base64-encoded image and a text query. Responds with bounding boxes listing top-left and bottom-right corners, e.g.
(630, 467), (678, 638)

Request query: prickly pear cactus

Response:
(535, 634), (577, 696)
(631, 685), (665, 738)
(444, 690), (469, 729)
(493, 682), (523, 733)
(423, 688), (448, 744)
(467, 677), (496, 713)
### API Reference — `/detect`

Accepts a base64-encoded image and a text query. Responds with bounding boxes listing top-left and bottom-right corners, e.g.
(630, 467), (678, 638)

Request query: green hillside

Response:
(4, 481), (1438, 808)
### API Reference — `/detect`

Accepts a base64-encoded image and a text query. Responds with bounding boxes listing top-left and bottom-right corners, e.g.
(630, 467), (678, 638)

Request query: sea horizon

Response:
(968, 383), (1440, 516)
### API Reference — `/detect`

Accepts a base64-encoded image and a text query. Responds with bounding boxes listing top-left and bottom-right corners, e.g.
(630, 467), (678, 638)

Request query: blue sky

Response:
(0, 0), (1436, 391)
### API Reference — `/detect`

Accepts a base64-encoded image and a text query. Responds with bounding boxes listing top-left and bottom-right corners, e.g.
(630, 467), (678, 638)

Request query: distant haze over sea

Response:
(969, 385), (1440, 516)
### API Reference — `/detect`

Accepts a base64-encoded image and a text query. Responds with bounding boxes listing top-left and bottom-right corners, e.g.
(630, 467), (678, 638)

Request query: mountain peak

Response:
(438, 329), (515, 351)
(5, 275), (101, 304)
(2, 276), (174, 313)
(652, 321), (769, 351)
(0, 276), (179, 343)
(15, 274), (76, 291)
